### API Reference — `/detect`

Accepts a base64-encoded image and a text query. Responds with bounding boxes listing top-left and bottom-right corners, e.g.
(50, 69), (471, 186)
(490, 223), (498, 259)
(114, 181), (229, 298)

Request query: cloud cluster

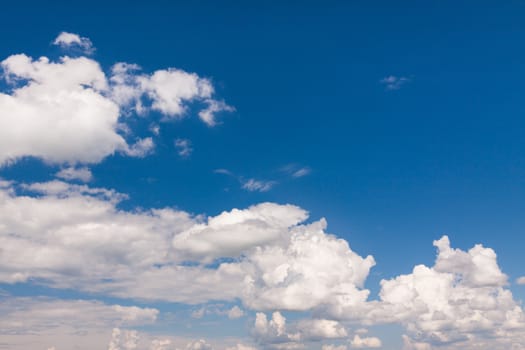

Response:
(373, 236), (525, 349)
(0, 297), (158, 350)
(0, 35), (523, 348)
(0, 177), (524, 349)
(0, 33), (232, 167)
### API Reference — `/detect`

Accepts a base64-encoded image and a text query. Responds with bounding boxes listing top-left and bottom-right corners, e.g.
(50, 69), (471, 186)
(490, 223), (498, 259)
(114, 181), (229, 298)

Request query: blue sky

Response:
(1, 1), (525, 349)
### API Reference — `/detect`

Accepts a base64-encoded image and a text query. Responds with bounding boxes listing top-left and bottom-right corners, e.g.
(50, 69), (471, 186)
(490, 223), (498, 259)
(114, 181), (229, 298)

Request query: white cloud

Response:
(198, 99), (235, 126)
(53, 32), (94, 53)
(349, 335), (381, 348)
(214, 168), (234, 176)
(380, 75), (410, 90)
(516, 276), (525, 285)
(108, 328), (140, 350)
(0, 35), (232, 167)
(175, 138), (193, 158)
(185, 339), (213, 350)
(295, 319), (348, 340)
(172, 203), (307, 262)
(0, 298), (158, 332)
(241, 179), (276, 192)
(228, 306), (245, 319)
(150, 339), (172, 350)
(291, 167), (311, 178)
(1, 178), (524, 349)
(125, 137), (155, 157)
(55, 166), (93, 182)
(0, 54), (125, 165)
(375, 236), (525, 349)
(322, 345), (347, 350)
(225, 344), (258, 350)
(242, 218), (375, 311)
(139, 69), (212, 117)
(401, 335), (432, 350)
(0, 297), (157, 350)
(253, 312), (300, 348)
(253, 312), (348, 348)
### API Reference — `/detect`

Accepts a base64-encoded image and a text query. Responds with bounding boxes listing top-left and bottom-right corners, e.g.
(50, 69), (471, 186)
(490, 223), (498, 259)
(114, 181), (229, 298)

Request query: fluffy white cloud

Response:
(172, 203), (307, 262)
(0, 179), (378, 319)
(53, 31), (94, 53)
(253, 312), (348, 348)
(253, 312), (300, 348)
(376, 236), (525, 349)
(0, 54), (125, 165)
(295, 319), (348, 340)
(516, 276), (525, 285)
(228, 306), (245, 319)
(55, 166), (93, 182)
(241, 218), (375, 311)
(108, 328), (140, 350)
(185, 339), (213, 350)
(1, 177), (524, 349)
(0, 34), (232, 167)
(349, 335), (381, 348)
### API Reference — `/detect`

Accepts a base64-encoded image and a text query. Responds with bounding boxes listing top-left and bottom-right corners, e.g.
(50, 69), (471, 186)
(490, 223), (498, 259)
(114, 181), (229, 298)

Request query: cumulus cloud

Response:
(242, 218), (375, 311)
(228, 306), (245, 319)
(108, 328), (140, 350)
(172, 203), (308, 262)
(380, 75), (410, 90)
(375, 236), (525, 349)
(53, 31), (94, 53)
(349, 335), (381, 348)
(516, 276), (525, 285)
(1, 177), (524, 349)
(253, 312), (348, 348)
(0, 34), (232, 167)
(0, 54), (124, 165)
(55, 166), (93, 182)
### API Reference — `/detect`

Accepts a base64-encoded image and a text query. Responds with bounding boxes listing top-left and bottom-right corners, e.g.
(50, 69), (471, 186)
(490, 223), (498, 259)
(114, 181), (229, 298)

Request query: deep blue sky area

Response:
(1, 0), (525, 302)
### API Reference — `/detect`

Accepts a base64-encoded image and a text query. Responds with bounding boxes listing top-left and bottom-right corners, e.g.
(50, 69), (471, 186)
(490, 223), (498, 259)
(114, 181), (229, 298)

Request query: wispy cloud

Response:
(213, 168), (234, 176)
(380, 75), (411, 90)
(174, 138), (193, 158)
(55, 166), (93, 182)
(241, 178), (276, 192)
(214, 169), (277, 192)
(281, 164), (312, 178)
